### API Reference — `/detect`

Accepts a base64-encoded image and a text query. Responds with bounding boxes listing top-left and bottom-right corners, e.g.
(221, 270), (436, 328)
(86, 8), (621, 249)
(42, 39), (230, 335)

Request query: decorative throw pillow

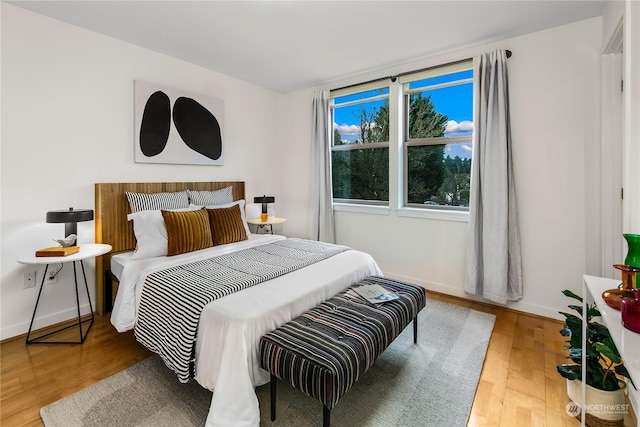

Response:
(162, 207), (213, 256)
(126, 190), (189, 213)
(199, 199), (251, 237)
(207, 203), (248, 246)
(188, 186), (233, 207)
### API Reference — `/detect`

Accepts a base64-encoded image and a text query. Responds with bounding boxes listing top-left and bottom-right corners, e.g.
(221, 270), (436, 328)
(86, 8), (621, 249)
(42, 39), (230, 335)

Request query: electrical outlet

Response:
(45, 269), (58, 285)
(23, 271), (37, 289)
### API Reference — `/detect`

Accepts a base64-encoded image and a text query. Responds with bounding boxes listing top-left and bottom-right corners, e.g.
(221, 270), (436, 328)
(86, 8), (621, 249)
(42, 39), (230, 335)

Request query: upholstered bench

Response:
(258, 275), (426, 427)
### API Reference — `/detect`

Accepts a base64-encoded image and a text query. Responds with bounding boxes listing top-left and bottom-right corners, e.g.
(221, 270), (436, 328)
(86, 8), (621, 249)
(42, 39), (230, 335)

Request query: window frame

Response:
(400, 60), (474, 211)
(328, 59), (474, 218)
(330, 81), (390, 206)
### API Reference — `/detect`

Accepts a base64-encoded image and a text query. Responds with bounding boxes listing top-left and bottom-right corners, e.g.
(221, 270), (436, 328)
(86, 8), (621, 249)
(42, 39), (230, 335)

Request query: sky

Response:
(333, 71), (473, 159)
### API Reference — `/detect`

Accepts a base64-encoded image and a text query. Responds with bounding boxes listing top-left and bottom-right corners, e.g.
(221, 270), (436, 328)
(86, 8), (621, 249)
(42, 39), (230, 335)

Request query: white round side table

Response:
(246, 217), (287, 234)
(18, 243), (112, 344)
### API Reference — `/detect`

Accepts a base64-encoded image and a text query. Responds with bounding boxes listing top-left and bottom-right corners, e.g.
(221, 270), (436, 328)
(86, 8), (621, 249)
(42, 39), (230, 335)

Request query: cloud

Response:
(333, 123), (360, 136)
(444, 120), (473, 134)
(461, 144), (472, 152)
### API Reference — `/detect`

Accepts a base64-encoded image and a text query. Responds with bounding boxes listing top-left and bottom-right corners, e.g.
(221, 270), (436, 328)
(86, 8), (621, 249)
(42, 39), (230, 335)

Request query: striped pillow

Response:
(161, 207), (213, 256)
(207, 203), (248, 246)
(188, 187), (233, 207)
(126, 190), (189, 213)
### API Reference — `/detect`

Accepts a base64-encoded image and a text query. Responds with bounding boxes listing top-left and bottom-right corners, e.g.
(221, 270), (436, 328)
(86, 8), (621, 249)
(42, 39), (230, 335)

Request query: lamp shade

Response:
(46, 208), (94, 224)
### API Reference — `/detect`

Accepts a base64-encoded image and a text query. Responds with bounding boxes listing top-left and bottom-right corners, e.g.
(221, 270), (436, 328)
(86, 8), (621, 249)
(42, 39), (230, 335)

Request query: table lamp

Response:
(254, 195), (275, 222)
(46, 207), (94, 246)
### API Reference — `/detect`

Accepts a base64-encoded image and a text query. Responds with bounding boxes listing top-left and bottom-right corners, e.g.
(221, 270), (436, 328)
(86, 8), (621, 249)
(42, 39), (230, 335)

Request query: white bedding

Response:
(110, 234), (382, 427)
(110, 251), (133, 281)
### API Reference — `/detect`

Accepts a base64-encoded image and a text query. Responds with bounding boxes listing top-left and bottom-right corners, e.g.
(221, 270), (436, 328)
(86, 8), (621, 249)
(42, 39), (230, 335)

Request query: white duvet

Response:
(110, 234), (382, 427)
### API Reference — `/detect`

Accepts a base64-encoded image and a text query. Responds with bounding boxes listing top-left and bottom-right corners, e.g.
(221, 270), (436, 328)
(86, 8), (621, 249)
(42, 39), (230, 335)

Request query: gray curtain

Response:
(310, 90), (335, 243)
(465, 49), (523, 304)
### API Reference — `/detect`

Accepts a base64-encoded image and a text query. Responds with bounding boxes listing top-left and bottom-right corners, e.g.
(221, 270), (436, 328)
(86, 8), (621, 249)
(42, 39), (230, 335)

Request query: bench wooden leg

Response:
(413, 317), (418, 344)
(270, 373), (277, 421)
(323, 405), (331, 427)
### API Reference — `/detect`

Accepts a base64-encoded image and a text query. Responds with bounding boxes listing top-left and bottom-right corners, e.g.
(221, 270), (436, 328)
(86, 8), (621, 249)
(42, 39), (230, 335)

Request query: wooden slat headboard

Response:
(94, 181), (245, 315)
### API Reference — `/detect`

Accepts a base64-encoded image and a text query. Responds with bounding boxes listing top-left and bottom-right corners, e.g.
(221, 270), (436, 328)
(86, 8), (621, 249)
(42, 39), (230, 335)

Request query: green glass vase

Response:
(624, 233), (640, 268)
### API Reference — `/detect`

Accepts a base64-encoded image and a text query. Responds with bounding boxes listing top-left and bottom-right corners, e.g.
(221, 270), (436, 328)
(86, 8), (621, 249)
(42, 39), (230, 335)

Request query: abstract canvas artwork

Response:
(134, 80), (224, 165)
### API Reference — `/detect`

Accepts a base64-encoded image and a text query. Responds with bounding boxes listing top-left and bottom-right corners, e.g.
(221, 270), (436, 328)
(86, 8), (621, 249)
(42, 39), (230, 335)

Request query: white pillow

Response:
(194, 199), (251, 237)
(128, 207), (198, 259)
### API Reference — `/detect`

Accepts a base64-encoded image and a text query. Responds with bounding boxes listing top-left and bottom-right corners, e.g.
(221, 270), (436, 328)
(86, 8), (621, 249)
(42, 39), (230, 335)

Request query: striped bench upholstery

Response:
(259, 276), (426, 427)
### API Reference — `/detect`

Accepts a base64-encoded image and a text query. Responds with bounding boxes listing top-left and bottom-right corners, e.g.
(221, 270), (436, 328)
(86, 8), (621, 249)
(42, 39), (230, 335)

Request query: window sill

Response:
(397, 207), (469, 222)
(332, 203), (390, 216)
(332, 203), (469, 222)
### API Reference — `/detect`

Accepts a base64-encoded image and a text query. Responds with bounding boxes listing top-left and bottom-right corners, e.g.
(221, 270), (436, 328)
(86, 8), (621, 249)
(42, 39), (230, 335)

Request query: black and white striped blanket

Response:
(134, 238), (349, 383)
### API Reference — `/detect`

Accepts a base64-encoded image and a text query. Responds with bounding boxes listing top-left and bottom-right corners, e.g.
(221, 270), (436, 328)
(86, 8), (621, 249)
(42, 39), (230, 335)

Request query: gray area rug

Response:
(41, 299), (495, 427)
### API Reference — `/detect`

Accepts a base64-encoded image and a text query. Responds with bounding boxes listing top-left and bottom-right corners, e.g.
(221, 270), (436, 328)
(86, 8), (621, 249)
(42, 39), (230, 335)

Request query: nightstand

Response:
(18, 243), (112, 344)
(246, 217), (287, 234)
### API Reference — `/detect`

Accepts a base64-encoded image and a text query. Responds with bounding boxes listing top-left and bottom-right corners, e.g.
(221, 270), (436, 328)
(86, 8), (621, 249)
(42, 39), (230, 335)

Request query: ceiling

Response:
(7, 0), (608, 93)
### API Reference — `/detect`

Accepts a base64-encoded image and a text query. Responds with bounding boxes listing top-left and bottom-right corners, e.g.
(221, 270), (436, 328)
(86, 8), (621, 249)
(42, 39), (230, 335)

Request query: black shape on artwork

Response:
(139, 91), (222, 162)
(172, 97), (222, 161)
(139, 91), (171, 157)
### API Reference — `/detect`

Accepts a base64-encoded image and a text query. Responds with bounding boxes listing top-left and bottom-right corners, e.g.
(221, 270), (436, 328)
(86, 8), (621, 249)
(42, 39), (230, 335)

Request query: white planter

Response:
(566, 379), (627, 423)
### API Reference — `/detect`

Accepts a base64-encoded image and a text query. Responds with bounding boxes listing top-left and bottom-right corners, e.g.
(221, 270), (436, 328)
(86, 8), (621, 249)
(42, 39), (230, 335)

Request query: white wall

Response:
(0, 4), (284, 339)
(622, 0), (640, 235)
(282, 17), (604, 320)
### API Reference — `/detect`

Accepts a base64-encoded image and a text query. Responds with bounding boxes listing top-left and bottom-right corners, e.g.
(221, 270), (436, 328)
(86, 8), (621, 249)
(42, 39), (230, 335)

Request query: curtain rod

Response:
(330, 49), (512, 93)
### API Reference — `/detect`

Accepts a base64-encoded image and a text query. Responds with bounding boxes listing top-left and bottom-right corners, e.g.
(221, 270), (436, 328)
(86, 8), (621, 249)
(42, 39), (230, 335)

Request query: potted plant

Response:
(556, 289), (636, 426)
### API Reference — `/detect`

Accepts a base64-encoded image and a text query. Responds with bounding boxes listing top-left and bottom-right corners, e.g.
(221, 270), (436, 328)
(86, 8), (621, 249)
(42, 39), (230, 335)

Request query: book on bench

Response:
(354, 284), (399, 304)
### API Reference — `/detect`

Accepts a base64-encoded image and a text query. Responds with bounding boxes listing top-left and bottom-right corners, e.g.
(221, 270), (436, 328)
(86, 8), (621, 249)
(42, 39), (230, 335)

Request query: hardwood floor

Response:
(433, 294), (578, 427)
(1, 317), (151, 426)
(0, 292), (633, 426)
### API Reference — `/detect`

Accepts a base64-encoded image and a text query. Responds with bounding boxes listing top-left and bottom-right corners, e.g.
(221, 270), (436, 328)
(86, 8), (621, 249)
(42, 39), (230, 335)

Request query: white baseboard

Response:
(1, 303), (93, 341)
(383, 271), (563, 321)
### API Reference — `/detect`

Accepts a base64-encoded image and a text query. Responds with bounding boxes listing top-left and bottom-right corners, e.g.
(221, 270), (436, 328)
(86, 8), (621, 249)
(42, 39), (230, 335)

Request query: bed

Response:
(94, 181), (382, 427)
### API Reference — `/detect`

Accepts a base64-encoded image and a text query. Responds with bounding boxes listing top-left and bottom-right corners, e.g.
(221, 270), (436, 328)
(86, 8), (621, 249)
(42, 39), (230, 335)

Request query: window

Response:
(401, 61), (473, 209)
(329, 60), (473, 212)
(331, 83), (389, 204)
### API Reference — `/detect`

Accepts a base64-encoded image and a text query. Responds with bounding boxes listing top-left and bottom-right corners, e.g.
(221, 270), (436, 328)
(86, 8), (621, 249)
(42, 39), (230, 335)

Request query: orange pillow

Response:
(161, 207), (213, 256)
(207, 204), (248, 246)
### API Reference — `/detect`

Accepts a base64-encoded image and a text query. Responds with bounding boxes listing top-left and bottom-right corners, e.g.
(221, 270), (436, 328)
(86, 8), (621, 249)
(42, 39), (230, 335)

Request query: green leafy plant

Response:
(556, 289), (635, 391)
